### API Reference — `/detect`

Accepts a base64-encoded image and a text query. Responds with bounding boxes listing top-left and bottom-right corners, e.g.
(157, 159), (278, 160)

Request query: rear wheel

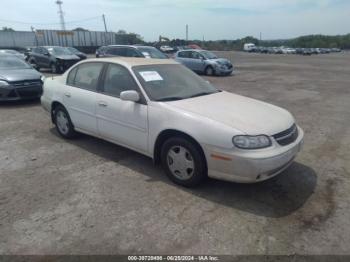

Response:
(53, 105), (76, 139)
(161, 137), (207, 187)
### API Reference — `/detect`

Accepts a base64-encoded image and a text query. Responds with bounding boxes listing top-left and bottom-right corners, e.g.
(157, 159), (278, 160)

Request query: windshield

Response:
(137, 47), (168, 59)
(133, 64), (218, 101)
(0, 50), (19, 55)
(67, 47), (79, 54)
(0, 56), (31, 69)
(199, 50), (217, 59)
(48, 47), (73, 56)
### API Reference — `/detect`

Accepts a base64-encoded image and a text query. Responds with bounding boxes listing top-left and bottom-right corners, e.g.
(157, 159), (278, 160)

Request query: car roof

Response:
(86, 57), (179, 67)
(177, 49), (203, 52)
(107, 45), (156, 49)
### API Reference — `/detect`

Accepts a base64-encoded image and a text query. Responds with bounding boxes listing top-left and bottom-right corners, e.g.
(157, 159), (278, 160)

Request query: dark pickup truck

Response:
(27, 46), (80, 73)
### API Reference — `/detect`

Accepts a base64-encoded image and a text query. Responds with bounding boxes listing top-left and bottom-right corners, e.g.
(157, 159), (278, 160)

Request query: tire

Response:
(53, 105), (76, 139)
(205, 66), (215, 76)
(51, 63), (62, 74)
(161, 137), (207, 187)
(29, 59), (40, 71)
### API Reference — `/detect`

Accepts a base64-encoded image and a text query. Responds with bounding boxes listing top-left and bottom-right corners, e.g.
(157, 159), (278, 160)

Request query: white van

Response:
(244, 43), (256, 52)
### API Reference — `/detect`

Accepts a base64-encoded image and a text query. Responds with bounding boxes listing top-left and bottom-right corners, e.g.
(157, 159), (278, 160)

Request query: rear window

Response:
(69, 63), (103, 91)
(137, 47), (168, 59)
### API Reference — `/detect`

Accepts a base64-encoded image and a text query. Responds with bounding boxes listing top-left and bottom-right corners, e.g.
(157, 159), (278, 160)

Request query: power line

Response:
(0, 16), (101, 26)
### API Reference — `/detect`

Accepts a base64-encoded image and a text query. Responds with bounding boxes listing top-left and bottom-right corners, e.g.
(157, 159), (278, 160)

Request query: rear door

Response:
(63, 62), (104, 134)
(176, 51), (192, 68)
(33, 47), (46, 67)
(96, 63), (148, 153)
(41, 47), (51, 68)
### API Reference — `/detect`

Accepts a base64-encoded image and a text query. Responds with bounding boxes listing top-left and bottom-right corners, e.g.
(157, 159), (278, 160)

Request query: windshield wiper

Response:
(188, 92), (216, 98)
(156, 96), (184, 102)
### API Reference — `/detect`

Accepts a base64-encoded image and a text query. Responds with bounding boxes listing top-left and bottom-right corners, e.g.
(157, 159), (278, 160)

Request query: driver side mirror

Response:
(120, 90), (140, 102)
(44, 52), (50, 56)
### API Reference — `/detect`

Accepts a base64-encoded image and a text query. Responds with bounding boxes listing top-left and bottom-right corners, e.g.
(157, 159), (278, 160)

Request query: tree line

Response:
(193, 34), (350, 51)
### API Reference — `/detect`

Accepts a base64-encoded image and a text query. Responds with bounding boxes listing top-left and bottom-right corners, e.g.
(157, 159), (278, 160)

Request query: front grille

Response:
(273, 124), (298, 146)
(16, 86), (43, 98)
(11, 80), (42, 88)
(62, 60), (79, 70)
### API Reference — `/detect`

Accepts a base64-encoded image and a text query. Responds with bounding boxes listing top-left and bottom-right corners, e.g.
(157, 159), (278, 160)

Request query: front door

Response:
(96, 63), (148, 153)
(189, 51), (205, 72)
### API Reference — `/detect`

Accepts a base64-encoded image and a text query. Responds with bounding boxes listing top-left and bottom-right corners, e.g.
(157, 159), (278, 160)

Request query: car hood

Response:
(168, 91), (294, 135)
(55, 54), (80, 60)
(211, 58), (232, 65)
(0, 68), (41, 82)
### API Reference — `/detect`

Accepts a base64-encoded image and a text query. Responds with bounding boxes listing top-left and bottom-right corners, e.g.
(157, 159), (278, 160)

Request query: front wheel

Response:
(205, 66), (215, 76)
(54, 105), (76, 139)
(51, 63), (58, 74)
(161, 137), (207, 187)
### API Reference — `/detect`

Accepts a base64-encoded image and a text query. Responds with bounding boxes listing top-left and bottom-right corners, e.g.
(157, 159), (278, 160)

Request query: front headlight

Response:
(41, 75), (46, 82)
(233, 135), (272, 149)
(0, 80), (9, 87)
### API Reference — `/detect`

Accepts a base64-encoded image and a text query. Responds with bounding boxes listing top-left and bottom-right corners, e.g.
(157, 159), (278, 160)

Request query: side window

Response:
(67, 66), (78, 86)
(37, 47), (44, 54)
(126, 48), (142, 57)
(107, 47), (126, 56)
(178, 51), (187, 58)
(191, 51), (201, 59)
(74, 63), (103, 91)
(103, 64), (138, 97)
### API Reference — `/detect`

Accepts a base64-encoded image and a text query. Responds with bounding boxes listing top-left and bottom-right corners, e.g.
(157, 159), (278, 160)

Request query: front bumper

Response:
(0, 85), (43, 101)
(204, 126), (304, 183)
(215, 66), (233, 75)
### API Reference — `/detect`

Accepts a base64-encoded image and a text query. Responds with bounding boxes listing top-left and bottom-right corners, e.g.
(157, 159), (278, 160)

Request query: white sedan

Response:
(41, 57), (304, 187)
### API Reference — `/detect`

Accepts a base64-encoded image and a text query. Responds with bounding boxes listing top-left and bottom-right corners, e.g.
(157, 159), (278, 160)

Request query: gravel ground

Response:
(0, 51), (349, 255)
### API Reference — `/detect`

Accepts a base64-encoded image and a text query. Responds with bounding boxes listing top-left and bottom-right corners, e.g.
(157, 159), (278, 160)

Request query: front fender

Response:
(148, 103), (242, 156)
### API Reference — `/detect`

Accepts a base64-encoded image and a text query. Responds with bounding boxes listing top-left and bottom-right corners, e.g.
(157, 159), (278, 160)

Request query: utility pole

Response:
(102, 14), (108, 44)
(31, 26), (38, 46)
(102, 14), (108, 32)
(55, 0), (66, 30)
(186, 24), (188, 41)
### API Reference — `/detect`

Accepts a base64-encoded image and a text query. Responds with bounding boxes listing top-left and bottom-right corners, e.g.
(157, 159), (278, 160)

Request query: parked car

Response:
(41, 57), (304, 187)
(175, 49), (233, 76)
(282, 48), (296, 54)
(96, 45), (168, 59)
(95, 46), (106, 58)
(160, 45), (175, 53)
(243, 43), (256, 52)
(0, 49), (26, 60)
(331, 48), (341, 53)
(0, 54), (43, 101)
(27, 46), (80, 73)
(66, 47), (87, 60)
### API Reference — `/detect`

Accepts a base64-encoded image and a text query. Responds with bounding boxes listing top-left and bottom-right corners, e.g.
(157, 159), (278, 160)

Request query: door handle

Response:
(98, 101), (108, 107)
(64, 92), (71, 98)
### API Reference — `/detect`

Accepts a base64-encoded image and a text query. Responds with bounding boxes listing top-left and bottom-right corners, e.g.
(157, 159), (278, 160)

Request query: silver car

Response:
(175, 49), (233, 76)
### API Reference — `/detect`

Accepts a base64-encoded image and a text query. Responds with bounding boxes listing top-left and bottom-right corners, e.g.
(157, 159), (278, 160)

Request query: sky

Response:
(0, 0), (349, 41)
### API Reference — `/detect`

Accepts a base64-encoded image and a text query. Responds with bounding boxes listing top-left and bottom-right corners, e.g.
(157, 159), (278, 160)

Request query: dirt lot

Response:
(0, 52), (349, 255)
